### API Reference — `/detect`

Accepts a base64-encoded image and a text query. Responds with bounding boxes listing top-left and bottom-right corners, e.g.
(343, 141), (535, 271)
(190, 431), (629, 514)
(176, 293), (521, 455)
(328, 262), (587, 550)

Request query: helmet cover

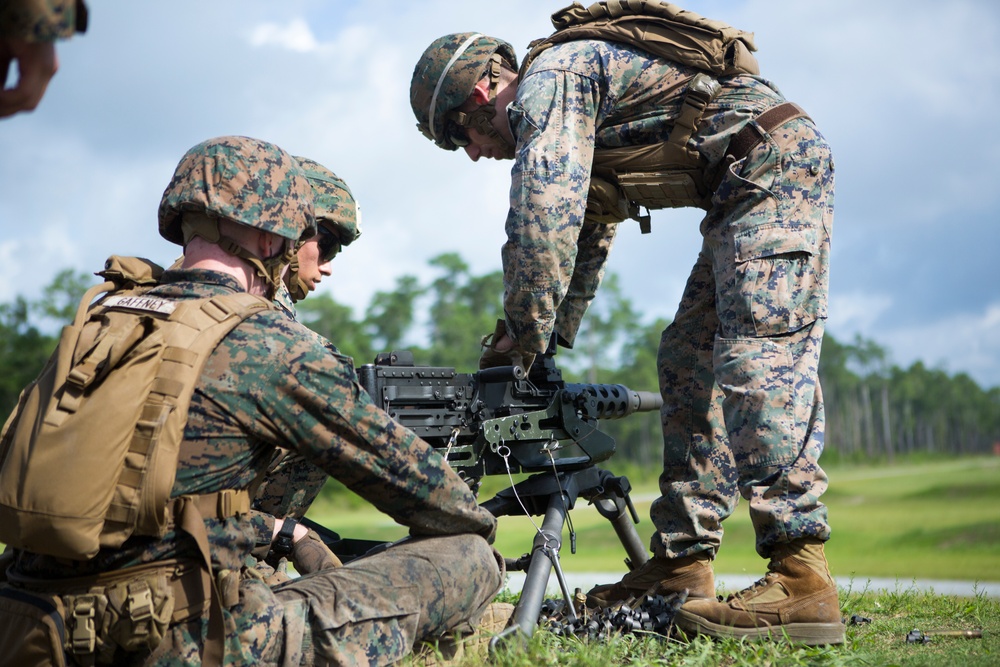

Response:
(158, 135), (316, 246)
(410, 33), (517, 151)
(294, 156), (362, 248)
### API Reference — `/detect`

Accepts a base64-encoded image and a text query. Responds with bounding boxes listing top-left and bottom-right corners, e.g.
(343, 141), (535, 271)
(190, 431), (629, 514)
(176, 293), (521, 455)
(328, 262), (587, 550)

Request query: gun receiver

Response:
(357, 349), (661, 484)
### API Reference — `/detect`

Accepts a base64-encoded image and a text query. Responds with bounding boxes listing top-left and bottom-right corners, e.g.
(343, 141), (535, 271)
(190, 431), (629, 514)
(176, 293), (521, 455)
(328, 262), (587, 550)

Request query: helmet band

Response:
(429, 32), (483, 141)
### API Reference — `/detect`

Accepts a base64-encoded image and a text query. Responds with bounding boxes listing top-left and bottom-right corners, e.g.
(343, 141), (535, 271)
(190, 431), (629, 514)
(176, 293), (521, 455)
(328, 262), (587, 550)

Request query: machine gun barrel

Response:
(563, 383), (662, 420)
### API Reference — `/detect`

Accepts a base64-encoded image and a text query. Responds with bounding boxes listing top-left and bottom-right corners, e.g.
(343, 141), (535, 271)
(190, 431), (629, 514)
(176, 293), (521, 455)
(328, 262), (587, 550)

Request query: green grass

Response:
(317, 456), (1000, 665)
(409, 587), (1000, 666)
(310, 455), (1000, 586)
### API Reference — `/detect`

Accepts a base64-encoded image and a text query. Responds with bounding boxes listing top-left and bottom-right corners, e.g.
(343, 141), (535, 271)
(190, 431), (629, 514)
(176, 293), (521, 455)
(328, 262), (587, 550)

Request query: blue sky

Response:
(1, 0), (998, 387)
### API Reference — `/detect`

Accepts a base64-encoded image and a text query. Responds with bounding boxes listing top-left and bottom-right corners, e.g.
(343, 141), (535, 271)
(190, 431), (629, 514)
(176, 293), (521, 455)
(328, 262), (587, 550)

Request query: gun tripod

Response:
(480, 464), (649, 650)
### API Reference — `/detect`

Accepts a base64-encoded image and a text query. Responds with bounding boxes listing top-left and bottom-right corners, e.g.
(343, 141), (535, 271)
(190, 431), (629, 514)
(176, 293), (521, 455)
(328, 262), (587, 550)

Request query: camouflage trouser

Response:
(144, 534), (503, 667)
(650, 116), (835, 560)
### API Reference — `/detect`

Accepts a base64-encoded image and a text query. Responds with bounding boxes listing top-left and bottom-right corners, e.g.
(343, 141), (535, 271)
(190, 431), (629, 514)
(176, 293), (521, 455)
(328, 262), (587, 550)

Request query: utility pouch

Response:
(617, 169), (708, 210)
(584, 176), (630, 224)
(8, 562), (182, 664)
(0, 586), (67, 667)
(100, 575), (175, 654)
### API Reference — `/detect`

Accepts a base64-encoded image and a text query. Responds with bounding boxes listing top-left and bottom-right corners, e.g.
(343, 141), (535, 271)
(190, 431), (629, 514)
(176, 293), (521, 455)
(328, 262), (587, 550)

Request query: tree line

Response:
(2, 256), (997, 464)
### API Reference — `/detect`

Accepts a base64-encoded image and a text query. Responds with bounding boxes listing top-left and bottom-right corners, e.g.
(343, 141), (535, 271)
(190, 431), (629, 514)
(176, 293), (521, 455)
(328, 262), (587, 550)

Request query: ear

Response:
(470, 78), (492, 105)
(257, 230), (277, 258)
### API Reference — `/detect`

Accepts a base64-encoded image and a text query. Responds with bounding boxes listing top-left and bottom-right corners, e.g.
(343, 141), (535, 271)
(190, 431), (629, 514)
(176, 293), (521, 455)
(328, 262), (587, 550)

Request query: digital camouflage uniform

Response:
(0, 0), (85, 41)
(10, 270), (502, 666)
(257, 280), (335, 526)
(255, 157), (363, 525)
(498, 39), (834, 560)
(254, 290), (337, 526)
(5, 136), (502, 666)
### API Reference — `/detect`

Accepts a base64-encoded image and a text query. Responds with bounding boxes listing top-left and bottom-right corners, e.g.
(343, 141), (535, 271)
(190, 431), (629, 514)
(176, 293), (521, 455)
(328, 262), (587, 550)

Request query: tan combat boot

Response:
(586, 553), (715, 607)
(674, 538), (844, 645)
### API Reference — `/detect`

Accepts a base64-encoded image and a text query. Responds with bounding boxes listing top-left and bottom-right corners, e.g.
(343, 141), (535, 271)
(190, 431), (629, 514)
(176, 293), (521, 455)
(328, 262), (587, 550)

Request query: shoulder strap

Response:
(522, 0), (758, 77)
(104, 291), (273, 542)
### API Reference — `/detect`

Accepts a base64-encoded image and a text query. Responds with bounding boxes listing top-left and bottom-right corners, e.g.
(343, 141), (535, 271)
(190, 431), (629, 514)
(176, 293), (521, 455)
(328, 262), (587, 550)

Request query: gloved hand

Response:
(479, 319), (535, 373)
(291, 528), (343, 574)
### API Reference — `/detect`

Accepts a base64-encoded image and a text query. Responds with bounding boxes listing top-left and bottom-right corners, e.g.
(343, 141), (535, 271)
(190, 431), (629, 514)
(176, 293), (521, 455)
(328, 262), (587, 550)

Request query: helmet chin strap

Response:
(182, 212), (294, 299)
(285, 254), (310, 302)
(245, 245), (295, 300)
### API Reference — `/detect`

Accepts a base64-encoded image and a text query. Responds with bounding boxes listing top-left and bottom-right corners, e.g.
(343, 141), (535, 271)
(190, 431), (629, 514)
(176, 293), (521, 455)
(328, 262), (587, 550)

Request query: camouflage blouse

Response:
(502, 39), (786, 353)
(14, 269), (493, 578)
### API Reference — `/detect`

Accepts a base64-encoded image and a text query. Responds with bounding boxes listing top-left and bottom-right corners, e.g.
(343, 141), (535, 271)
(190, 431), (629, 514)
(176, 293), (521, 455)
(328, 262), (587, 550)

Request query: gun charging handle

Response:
(478, 364), (526, 383)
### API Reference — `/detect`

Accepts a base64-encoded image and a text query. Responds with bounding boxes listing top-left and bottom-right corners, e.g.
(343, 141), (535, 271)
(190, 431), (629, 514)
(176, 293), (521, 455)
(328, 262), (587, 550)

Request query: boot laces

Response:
(733, 558), (783, 600)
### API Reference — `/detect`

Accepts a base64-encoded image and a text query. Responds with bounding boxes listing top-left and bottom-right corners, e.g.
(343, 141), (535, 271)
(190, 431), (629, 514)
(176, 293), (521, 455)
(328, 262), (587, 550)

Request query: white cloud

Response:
(1, 0), (998, 389)
(248, 18), (322, 53)
(829, 291), (894, 334)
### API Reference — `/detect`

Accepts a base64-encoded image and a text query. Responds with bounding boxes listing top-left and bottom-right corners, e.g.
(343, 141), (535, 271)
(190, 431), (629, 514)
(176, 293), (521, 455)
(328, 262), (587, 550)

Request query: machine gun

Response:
(355, 346), (662, 647)
(357, 348), (660, 483)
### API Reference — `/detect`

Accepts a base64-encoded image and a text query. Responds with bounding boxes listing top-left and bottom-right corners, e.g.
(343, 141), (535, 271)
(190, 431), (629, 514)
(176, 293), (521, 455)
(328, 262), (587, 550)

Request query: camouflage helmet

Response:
(158, 135), (316, 246)
(294, 156), (362, 250)
(410, 32), (517, 151)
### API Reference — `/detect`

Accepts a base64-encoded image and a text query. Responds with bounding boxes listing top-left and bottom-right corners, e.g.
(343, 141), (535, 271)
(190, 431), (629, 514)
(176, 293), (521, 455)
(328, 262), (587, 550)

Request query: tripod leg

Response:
(592, 495), (649, 570)
(490, 491), (567, 651)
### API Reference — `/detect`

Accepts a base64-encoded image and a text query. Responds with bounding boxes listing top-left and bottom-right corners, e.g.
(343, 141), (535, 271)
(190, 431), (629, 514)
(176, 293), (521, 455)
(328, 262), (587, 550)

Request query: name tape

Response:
(103, 294), (177, 315)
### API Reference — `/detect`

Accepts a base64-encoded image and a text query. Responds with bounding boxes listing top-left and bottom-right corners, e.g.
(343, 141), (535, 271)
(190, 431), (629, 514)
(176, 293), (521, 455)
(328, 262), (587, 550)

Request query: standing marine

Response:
(409, 0), (840, 645)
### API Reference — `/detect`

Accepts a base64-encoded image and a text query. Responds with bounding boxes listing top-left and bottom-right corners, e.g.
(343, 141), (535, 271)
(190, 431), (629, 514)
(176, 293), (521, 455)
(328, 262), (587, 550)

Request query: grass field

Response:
(380, 455), (1000, 666)
(310, 454), (1000, 586)
(408, 585), (1000, 667)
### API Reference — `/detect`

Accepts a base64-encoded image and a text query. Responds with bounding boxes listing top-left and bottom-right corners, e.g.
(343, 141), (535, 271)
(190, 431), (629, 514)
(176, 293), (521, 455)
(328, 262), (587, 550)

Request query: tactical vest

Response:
(0, 256), (271, 561)
(521, 0), (761, 229)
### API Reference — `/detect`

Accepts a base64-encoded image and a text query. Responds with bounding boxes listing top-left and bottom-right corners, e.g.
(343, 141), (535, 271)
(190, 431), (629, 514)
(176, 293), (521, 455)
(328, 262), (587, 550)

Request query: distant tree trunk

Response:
(848, 393), (862, 456)
(881, 383), (894, 463)
(903, 402), (915, 455)
(861, 383), (876, 458)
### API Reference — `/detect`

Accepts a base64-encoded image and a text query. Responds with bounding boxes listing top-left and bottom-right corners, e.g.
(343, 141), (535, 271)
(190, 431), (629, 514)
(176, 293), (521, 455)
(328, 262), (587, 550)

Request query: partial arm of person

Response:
(253, 447), (329, 519)
(0, 0), (86, 117)
(264, 336), (496, 542)
(248, 509), (340, 575)
(553, 217), (618, 348)
(501, 68), (604, 354)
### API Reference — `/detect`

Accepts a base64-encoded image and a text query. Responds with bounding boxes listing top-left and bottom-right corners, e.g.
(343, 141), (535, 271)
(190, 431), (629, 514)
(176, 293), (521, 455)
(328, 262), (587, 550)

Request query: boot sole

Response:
(674, 609), (845, 646)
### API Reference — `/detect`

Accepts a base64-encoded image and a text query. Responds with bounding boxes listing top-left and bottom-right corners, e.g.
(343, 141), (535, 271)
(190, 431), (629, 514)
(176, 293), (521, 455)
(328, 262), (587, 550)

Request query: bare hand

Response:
(493, 333), (514, 353)
(0, 38), (58, 118)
